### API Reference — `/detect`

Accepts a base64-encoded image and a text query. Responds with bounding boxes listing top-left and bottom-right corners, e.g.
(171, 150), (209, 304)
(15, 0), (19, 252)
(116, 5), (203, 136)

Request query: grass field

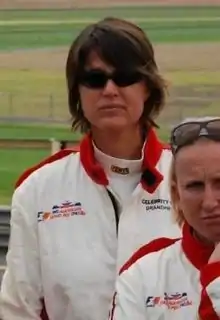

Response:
(1, 7), (220, 50)
(1, 69), (220, 122)
(0, 5), (220, 204)
(0, 149), (48, 204)
(0, 123), (81, 205)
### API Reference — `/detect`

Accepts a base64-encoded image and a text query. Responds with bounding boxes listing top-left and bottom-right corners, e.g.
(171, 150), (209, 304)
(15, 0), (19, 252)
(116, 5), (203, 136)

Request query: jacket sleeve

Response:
(109, 265), (146, 320)
(0, 176), (44, 319)
(199, 262), (220, 319)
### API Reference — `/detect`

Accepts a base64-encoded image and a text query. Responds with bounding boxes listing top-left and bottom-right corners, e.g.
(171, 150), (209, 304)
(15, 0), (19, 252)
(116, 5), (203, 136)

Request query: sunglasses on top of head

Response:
(78, 69), (143, 89)
(170, 118), (220, 154)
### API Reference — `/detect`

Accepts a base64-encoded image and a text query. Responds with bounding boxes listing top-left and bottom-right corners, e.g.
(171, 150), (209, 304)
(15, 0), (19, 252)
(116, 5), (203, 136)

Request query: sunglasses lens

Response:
(172, 123), (201, 147)
(79, 69), (142, 89)
(206, 120), (220, 136)
(79, 70), (107, 88)
(171, 119), (220, 153)
(113, 71), (142, 87)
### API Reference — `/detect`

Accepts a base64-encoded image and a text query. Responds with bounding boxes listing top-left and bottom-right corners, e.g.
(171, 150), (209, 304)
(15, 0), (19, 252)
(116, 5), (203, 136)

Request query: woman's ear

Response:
(144, 85), (150, 102)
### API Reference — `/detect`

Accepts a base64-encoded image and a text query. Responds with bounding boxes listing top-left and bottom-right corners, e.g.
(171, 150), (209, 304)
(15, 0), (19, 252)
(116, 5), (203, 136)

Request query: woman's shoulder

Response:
(120, 237), (181, 277)
(15, 149), (80, 190)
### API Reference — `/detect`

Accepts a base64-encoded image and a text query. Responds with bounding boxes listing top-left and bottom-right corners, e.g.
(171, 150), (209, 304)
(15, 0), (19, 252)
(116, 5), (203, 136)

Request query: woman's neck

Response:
(91, 126), (145, 160)
(192, 228), (214, 247)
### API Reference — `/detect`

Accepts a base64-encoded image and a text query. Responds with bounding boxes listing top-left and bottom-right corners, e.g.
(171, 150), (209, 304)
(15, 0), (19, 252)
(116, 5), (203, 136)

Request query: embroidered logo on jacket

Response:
(37, 201), (85, 222)
(142, 198), (171, 211)
(111, 165), (129, 175)
(146, 292), (192, 310)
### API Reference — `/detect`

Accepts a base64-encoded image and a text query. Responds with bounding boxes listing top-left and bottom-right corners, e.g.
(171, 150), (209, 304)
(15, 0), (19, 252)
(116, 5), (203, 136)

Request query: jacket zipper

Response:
(107, 189), (119, 235)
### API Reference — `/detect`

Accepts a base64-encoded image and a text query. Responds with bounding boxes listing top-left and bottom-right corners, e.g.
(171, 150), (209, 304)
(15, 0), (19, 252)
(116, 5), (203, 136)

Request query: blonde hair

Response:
(169, 157), (185, 227)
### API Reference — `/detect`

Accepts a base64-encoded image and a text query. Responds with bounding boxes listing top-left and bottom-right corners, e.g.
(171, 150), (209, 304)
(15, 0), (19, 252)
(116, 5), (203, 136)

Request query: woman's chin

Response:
(95, 117), (131, 131)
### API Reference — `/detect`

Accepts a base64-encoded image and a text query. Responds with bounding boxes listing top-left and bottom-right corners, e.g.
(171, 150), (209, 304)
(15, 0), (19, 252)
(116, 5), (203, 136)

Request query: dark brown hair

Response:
(66, 17), (167, 133)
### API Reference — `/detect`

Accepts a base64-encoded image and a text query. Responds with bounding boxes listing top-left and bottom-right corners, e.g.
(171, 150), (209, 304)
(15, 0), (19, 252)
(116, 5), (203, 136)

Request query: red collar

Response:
(79, 129), (164, 193)
(182, 223), (214, 270)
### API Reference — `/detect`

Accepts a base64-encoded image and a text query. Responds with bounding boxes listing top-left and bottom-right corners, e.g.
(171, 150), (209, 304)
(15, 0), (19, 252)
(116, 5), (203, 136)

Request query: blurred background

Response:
(0, 0), (220, 281)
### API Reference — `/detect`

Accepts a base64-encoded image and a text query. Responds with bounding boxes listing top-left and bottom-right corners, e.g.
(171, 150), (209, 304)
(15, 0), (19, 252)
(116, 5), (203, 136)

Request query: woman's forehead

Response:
(175, 140), (220, 175)
(85, 50), (114, 71)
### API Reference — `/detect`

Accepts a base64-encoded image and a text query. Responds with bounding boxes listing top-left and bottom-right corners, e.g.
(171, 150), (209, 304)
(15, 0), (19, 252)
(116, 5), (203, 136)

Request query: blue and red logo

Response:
(146, 292), (192, 310)
(38, 201), (85, 222)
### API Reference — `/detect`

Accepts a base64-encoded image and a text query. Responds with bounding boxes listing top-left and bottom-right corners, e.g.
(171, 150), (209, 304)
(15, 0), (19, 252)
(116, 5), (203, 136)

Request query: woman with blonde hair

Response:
(110, 116), (220, 320)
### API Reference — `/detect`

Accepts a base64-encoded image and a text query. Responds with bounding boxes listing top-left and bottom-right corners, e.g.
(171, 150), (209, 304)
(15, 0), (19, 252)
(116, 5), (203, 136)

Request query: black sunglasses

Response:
(170, 118), (220, 154)
(78, 69), (143, 89)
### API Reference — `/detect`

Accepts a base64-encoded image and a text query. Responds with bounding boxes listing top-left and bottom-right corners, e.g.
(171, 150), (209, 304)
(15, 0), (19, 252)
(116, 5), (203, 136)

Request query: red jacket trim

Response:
(109, 237), (180, 320)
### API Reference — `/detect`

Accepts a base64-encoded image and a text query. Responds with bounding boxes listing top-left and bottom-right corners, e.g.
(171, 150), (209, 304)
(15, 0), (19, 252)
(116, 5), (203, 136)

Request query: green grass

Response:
(0, 6), (220, 20)
(1, 20), (220, 50)
(0, 123), (80, 140)
(0, 69), (65, 95)
(0, 69), (68, 120)
(0, 6), (220, 49)
(0, 149), (49, 204)
(0, 123), (81, 205)
(1, 69), (220, 122)
(1, 21), (220, 50)
(166, 71), (220, 86)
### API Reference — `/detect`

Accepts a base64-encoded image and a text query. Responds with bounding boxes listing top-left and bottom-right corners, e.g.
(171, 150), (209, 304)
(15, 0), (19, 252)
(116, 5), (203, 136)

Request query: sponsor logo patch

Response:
(146, 292), (192, 310)
(111, 165), (129, 175)
(37, 201), (85, 222)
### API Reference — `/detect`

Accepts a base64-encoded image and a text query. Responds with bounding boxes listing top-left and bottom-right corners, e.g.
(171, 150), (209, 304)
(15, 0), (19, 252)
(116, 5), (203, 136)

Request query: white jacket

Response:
(110, 223), (219, 320)
(0, 130), (181, 320)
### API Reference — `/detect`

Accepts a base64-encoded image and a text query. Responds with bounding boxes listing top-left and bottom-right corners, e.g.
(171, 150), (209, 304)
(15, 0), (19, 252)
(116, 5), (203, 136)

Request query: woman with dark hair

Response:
(0, 17), (180, 320)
